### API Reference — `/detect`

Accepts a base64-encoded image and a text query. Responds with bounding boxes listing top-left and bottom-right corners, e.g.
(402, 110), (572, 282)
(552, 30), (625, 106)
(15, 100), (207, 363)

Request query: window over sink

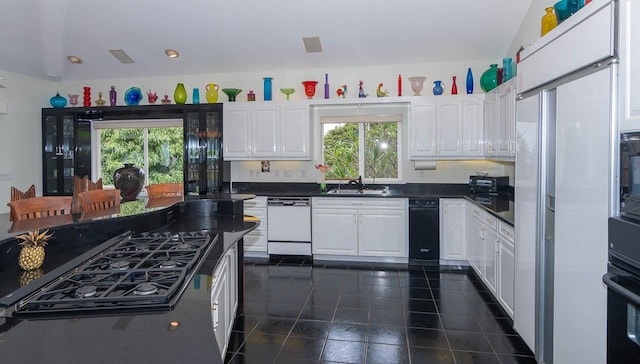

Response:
(320, 112), (403, 183)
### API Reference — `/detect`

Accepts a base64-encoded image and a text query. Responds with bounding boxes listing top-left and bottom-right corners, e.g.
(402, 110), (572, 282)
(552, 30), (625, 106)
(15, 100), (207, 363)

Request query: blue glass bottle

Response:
(502, 58), (513, 83)
(466, 68), (474, 94)
(263, 77), (273, 101)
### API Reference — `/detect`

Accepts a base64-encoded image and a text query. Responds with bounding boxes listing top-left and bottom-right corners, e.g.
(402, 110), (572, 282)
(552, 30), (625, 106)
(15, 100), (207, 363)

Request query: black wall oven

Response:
(604, 217), (640, 363)
(619, 132), (640, 221)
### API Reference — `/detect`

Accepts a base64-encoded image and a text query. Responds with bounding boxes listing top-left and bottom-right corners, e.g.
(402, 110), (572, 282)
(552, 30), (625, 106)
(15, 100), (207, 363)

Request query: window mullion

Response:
(359, 123), (366, 177)
(143, 128), (149, 186)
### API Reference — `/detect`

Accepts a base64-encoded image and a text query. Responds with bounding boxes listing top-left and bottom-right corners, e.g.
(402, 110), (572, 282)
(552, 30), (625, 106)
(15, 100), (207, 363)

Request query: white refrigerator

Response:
(514, 1), (617, 363)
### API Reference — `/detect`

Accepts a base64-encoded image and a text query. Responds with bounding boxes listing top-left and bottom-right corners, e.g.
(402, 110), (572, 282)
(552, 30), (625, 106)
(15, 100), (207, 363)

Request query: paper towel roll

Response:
(414, 161), (437, 170)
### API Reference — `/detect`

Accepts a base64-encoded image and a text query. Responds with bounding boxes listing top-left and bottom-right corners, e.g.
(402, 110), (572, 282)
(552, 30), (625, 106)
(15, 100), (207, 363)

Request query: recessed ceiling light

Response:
(109, 49), (135, 64)
(165, 49), (180, 58)
(302, 37), (322, 53)
(67, 55), (83, 64)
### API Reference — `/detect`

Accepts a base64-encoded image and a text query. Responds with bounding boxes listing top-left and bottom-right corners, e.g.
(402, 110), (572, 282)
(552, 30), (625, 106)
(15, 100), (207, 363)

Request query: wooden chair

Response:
(8, 196), (72, 221)
(73, 176), (103, 194)
(8, 184), (37, 221)
(145, 183), (184, 199)
(77, 189), (121, 213)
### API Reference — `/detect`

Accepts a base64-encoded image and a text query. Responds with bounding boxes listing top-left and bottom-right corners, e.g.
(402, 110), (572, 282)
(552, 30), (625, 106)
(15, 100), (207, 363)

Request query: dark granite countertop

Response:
(231, 182), (514, 225)
(0, 197), (258, 364)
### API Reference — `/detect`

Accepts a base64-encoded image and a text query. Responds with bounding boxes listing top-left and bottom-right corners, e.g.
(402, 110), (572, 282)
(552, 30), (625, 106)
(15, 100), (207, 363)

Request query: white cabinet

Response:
(210, 245), (238, 359)
(619, 0), (640, 131)
(484, 79), (516, 159)
(224, 102), (310, 160)
(310, 208), (358, 255)
(439, 198), (467, 261)
(468, 204), (498, 293)
(312, 197), (407, 259)
(243, 197), (268, 255)
(466, 202), (514, 317)
(409, 95), (484, 159)
(497, 221), (515, 317)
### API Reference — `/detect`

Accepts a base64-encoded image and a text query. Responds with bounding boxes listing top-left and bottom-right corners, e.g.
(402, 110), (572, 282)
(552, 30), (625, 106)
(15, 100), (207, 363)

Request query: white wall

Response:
(509, 0), (557, 57)
(0, 70), (54, 213)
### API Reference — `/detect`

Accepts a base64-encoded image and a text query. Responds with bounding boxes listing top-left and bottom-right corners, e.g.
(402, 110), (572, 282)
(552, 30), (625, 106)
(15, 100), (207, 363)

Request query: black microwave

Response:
(469, 176), (509, 194)
(620, 132), (640, 221)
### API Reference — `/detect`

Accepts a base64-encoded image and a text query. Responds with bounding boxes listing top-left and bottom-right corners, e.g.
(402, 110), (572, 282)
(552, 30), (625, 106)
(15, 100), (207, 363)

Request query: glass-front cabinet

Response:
(184, 106), (223, 195)
(42, 109), (92, 195)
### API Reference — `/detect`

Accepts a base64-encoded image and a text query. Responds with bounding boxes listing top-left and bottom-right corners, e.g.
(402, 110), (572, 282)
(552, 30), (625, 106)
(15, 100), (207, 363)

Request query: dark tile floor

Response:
(225, 257), (536, 364)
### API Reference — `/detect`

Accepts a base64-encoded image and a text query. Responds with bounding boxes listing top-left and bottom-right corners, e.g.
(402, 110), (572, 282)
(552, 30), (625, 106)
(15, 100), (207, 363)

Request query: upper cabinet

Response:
(484, 79), (516, 160)
(620, 0), (640, 132)
(223, 102), (311, 160)
(408, 95), (484, 160)
(42, 109), (94, 196)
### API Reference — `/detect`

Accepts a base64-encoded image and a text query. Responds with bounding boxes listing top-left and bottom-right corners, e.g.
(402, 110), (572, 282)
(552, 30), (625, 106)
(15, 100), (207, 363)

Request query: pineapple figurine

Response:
(16, 229), (53, 271)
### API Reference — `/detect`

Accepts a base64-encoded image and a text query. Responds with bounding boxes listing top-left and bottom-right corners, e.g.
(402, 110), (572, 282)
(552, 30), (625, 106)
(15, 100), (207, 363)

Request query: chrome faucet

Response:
(348, 176), (364, 192)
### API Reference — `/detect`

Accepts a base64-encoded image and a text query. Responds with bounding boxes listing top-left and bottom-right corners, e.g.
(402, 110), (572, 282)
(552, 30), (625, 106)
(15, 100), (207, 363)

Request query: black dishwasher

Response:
(409, 198), (440, 264)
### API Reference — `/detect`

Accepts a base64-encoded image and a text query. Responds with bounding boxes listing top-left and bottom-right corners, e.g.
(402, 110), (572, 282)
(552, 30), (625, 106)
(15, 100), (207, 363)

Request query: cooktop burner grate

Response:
(14, 230), (217, 316)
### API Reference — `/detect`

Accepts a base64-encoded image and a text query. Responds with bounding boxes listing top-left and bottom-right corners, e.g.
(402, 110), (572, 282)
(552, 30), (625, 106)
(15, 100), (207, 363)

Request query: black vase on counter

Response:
(114, 163), (145, 201)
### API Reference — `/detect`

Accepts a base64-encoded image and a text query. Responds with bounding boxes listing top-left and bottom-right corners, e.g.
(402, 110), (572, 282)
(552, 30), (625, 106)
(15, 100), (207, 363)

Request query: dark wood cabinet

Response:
(42, 104), (223, 197)
(41, 109), (93, 196)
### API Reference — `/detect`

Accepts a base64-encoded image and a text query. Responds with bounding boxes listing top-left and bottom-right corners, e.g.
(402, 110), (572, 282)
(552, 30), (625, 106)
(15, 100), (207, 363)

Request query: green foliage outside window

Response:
(100, 127), (183, 185)
(323, 122), (398, 180)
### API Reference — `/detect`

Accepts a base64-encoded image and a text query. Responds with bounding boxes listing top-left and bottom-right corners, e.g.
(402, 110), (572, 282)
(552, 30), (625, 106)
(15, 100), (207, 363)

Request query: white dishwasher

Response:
(267, 197), (312, 256)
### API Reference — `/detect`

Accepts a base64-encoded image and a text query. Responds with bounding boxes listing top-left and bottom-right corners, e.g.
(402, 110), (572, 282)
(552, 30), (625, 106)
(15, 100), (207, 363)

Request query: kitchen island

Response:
(0, 194), (257, 364)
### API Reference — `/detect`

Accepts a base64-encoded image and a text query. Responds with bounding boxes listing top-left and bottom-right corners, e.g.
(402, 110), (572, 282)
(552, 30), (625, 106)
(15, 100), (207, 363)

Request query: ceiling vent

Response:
(109, 49), (135, 64)
(302, 37), (322, 53)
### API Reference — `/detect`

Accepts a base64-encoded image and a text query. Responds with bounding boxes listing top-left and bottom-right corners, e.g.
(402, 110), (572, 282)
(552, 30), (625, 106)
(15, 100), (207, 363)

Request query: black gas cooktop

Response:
(4, 230), (217, 317)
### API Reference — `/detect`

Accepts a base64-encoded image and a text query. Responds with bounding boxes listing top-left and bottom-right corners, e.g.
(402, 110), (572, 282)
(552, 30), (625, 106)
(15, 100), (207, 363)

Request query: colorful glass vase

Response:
(480, 64), (499, 92)
(541, 7), (558, 36)
(109, 86), (117, 106)
(466, 68), (474, 94)
(263, 77), (273, 101)
(432, 81), (444, 96)
(174, 83), (187, 104)
(50, 92), (67, 108)
(502, 58), (513, 83)
(451, 76), (458, 95)
(124, 87), (143, 106)
(205, 83), (219, 103)
(192, 88), (200, 104)
(83, 87), (91, 107)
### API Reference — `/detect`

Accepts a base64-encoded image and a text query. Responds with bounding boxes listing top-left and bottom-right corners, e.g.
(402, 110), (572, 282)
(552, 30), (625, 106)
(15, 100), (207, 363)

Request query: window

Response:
(92, 120), (183, 189)
(321, 114), (402, 182)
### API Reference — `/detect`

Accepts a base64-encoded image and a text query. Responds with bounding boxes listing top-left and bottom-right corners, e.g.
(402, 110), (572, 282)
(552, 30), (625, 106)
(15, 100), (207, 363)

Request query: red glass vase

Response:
(302, 81), (318, 99)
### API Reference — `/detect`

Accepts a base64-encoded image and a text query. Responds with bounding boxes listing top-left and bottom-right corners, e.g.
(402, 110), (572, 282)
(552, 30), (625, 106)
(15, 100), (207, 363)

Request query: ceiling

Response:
(0, 0), (532, 82)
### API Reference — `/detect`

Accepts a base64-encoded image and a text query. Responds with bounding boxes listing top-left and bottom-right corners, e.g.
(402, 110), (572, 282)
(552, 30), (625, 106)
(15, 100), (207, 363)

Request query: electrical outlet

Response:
(274, 169), (280, 177)
(0, 171), (12, 181)
(418, 171), (424, 177)
(301, 170), (307, 178)
(283, 169), (292, 178)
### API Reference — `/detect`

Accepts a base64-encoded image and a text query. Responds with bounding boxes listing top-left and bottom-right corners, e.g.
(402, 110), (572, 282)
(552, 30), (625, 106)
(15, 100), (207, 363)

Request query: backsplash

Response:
(229, 160), (514, 185)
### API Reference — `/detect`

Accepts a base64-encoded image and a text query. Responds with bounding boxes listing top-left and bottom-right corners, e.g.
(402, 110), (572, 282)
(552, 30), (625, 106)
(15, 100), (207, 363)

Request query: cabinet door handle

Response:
(212, 301), (219, 329)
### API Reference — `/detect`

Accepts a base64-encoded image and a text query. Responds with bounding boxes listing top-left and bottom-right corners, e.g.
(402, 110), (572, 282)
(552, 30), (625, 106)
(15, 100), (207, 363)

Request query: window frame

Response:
(91, 119), (183, 195)
(319, 112), (403, 183)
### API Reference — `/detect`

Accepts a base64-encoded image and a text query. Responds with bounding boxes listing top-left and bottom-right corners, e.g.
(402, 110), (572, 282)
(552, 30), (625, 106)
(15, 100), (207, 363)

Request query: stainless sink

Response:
(326, 188), (390, 196)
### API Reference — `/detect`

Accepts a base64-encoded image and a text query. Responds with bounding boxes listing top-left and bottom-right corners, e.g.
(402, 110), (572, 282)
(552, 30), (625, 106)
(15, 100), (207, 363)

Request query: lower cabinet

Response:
(497, 221), (515, 317)
(243, 197), (268, 255)
(210, 245), (239, 359)
(312, 197), (407, 258)
(440, 198), (467, 261)
(466, 203), (514, 317)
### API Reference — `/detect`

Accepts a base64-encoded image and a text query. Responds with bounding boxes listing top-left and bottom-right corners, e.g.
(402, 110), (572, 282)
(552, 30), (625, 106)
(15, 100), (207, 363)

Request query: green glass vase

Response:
(480, 64), (499, 92)
(174, 83), (187, 104)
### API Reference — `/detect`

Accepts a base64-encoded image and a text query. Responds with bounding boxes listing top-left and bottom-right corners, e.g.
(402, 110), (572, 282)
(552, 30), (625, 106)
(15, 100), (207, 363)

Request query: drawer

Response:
(312, 197), (406, 210)
(471, 206), (497, 229)
(498, 220), (514, 242)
